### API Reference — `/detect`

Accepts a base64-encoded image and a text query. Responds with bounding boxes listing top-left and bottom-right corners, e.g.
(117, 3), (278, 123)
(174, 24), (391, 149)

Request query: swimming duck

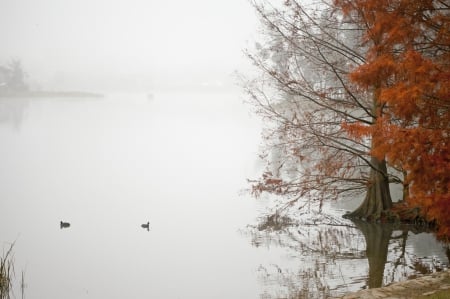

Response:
(141, 221), (149, 231)
(60, 221), (70, 229)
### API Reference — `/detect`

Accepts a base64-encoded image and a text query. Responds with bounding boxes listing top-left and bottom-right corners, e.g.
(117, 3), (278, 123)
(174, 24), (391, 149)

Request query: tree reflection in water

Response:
(245, 209), (449, 299)
(0, 97), (30, 128)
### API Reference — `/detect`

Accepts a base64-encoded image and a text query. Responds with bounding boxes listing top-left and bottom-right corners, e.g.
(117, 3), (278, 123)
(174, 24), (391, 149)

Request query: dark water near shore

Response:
(0, 93), (447, 298)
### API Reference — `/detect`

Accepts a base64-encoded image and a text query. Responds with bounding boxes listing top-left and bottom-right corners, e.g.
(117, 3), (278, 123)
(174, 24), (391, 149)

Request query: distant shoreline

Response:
(0, 90), (104, 98)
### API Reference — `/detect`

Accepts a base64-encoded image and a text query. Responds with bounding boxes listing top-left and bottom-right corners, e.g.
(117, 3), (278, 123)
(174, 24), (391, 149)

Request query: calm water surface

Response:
(0, 92), (448, 298)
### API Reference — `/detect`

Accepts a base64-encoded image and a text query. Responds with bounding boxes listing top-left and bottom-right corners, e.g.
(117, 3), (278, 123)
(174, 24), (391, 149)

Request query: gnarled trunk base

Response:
(344, 157), (392, 221)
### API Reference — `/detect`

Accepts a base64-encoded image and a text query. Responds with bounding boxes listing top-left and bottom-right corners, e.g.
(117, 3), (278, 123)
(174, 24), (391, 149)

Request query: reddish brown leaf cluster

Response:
(247, 0), (449, 238)
(336, 0), (450, 238)
(251, 172), (286, 197)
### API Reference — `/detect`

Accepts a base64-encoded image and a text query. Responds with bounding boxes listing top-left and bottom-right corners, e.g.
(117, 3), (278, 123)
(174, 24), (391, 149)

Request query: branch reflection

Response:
(245, 212), (449, 298)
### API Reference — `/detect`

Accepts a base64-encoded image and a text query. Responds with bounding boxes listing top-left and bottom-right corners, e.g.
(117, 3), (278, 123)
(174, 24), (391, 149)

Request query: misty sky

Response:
(0, 0), (257, 91)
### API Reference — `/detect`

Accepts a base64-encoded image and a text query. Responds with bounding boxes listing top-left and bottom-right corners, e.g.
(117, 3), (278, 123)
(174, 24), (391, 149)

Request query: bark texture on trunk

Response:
(345, 157), (393, 221)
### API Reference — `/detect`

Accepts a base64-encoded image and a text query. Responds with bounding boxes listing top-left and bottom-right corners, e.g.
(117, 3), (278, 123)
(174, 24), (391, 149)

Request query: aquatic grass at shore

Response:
(0, 243), (14, 299)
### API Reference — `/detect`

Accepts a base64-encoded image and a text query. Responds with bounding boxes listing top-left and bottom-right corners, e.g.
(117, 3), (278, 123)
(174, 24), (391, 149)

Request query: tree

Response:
(335, 0), (450, 237)
(246, 0), (396, 219)
(0, 59), (28, 93)
(247, 0), (450, 235)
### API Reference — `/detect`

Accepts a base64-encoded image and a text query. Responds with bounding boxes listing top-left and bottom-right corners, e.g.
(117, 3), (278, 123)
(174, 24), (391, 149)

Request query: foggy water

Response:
(0, 93), (448, 299)
(0, 92), (265, 298)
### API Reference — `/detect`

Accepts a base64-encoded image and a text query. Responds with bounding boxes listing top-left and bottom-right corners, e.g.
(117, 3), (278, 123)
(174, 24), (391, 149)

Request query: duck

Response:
(60, 221), (70, 229)
(141, 221), (150, 231)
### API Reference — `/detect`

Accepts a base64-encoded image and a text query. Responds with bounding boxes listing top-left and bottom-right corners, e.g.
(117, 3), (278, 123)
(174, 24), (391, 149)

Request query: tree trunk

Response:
(345, 157), (393, 221)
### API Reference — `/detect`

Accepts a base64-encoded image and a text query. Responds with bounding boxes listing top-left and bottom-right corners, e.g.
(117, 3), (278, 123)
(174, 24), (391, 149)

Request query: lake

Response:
(0, 92), (448, 298)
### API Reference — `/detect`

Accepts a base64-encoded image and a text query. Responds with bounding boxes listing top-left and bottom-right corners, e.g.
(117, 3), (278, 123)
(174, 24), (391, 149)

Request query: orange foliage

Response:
(341, 121), (371, 140)
(251, 172), (286, 197)
(336, 0), (450, 238)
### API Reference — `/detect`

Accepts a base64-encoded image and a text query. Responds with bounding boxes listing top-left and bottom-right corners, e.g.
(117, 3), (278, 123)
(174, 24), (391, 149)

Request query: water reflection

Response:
(0, 97), (30, 128)
(0, 92), (263, 299)
(353, 220), (407, 289)
(246, 211), (449, 298)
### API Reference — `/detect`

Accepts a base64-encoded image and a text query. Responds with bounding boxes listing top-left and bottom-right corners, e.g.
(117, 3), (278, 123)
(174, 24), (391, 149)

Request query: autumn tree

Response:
(246, 0), (396, 219)
(335, 0), (450, 237)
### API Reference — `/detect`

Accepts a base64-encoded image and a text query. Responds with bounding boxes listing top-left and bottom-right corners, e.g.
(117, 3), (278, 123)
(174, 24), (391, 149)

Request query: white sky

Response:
(0, 0), (258, 91)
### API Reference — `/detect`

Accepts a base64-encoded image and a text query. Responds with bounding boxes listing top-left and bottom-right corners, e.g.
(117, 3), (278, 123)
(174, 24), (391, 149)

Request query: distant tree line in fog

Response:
(0, 59), (28, 94)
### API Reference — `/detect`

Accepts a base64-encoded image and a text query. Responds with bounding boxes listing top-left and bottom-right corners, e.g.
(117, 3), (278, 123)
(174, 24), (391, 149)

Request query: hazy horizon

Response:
(0, 0), (258, 92)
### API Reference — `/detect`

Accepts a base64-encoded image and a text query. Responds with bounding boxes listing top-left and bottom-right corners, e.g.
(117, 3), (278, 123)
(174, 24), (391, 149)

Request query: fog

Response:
(0, 0), (258, 92)
(2, 2), (450, 298)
